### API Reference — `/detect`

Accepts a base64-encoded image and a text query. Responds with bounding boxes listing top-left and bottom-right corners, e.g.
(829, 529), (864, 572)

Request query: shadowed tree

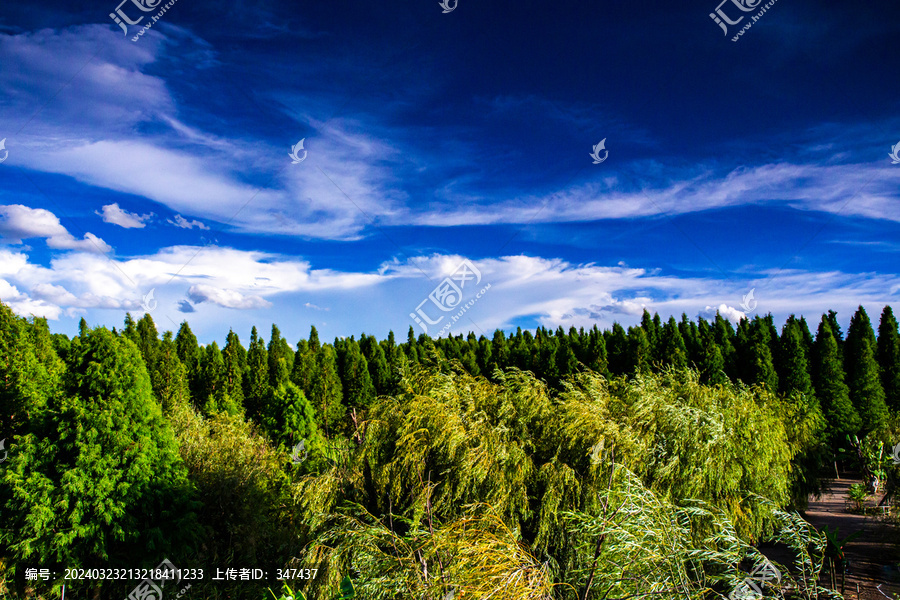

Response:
(812, 317), (859, 444)
(876, 305), (900, 412)
(844, 306), (888, 433)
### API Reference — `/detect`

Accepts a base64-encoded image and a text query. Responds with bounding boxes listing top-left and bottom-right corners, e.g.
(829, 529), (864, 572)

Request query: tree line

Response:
(64, 305), (896, 447)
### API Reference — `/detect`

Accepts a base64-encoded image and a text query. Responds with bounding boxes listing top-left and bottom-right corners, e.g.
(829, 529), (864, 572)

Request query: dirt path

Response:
(801, 478), (900, 600)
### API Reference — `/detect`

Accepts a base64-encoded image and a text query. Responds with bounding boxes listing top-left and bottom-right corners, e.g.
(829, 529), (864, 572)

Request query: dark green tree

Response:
(244, 326), (270, 422)
(812, 317), (859, 444)
(659, 316), (688, 371)
(844, 306), (889, 433)
(175, 321), (202, 402)
(336, 337), (376, 409)
(778, 317), (814, 398)
(876, 305), (900, 412)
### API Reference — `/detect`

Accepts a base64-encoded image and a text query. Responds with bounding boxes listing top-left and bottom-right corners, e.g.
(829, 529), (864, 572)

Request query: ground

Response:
(800, 478), (900, 600)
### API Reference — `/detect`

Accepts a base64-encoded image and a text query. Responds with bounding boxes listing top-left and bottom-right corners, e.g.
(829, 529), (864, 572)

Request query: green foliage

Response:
(1, 326), (199, 597)
(812, 317), (860, 445)
(878, 306), (900, 412)
(845, 306), (889, 433)
(846, 483), (870, 511)
(170, 401), (299, 597)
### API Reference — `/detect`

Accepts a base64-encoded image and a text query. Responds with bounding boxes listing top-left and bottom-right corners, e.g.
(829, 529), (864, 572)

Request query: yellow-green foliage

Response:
(296, 364), (818, 599)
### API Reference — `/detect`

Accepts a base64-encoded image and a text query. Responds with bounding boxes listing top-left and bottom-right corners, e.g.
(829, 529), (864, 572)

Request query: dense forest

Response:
(1, 301), (899, 599)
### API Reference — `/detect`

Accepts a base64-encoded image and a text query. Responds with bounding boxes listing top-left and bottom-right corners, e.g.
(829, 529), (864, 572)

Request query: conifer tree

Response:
(267, 324), (293, 390)
(825, 310), (844, 359)
(476, 335), (493, 377)
(735, 318), (778, 392)
(336, 337), (375, 409)
(627, 326), (651, 374)
(151, 331), (191, 413)
(309, 344), (346, 436)
(876, 305), (900, 411)
(778, 317), (814, 398)
(360, 333), (391, 395)
(812, 317), (859, 443)
(134, 313), (160, 370)
(199, 341), (227, 415)
(697, 318), (726, 385)
(1, 327), (199, 597)
(605, 323), (630, 375)
(222, 329), (246, 410)
(586, 325), (608, 375)
(244, 326), (270, 422)
(713, 313), (738, 380)
(175, 321), (202, 401)
(659, 316), (688, 371)
(0, 303), (63, 433)
(844, 306), (889, 432)
(640, 310), (661, 365)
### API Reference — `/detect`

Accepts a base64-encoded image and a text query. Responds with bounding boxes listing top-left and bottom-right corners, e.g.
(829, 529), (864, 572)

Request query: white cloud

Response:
(97, 203), (153, 228)
(168, 214), (209, 230)
(701, 303), (747, 324)
(0, 204), (111, 253)
(187, 284), (271, 309)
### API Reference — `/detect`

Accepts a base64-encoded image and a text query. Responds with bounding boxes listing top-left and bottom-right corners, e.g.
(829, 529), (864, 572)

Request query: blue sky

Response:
(1, 0), (899, 345)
